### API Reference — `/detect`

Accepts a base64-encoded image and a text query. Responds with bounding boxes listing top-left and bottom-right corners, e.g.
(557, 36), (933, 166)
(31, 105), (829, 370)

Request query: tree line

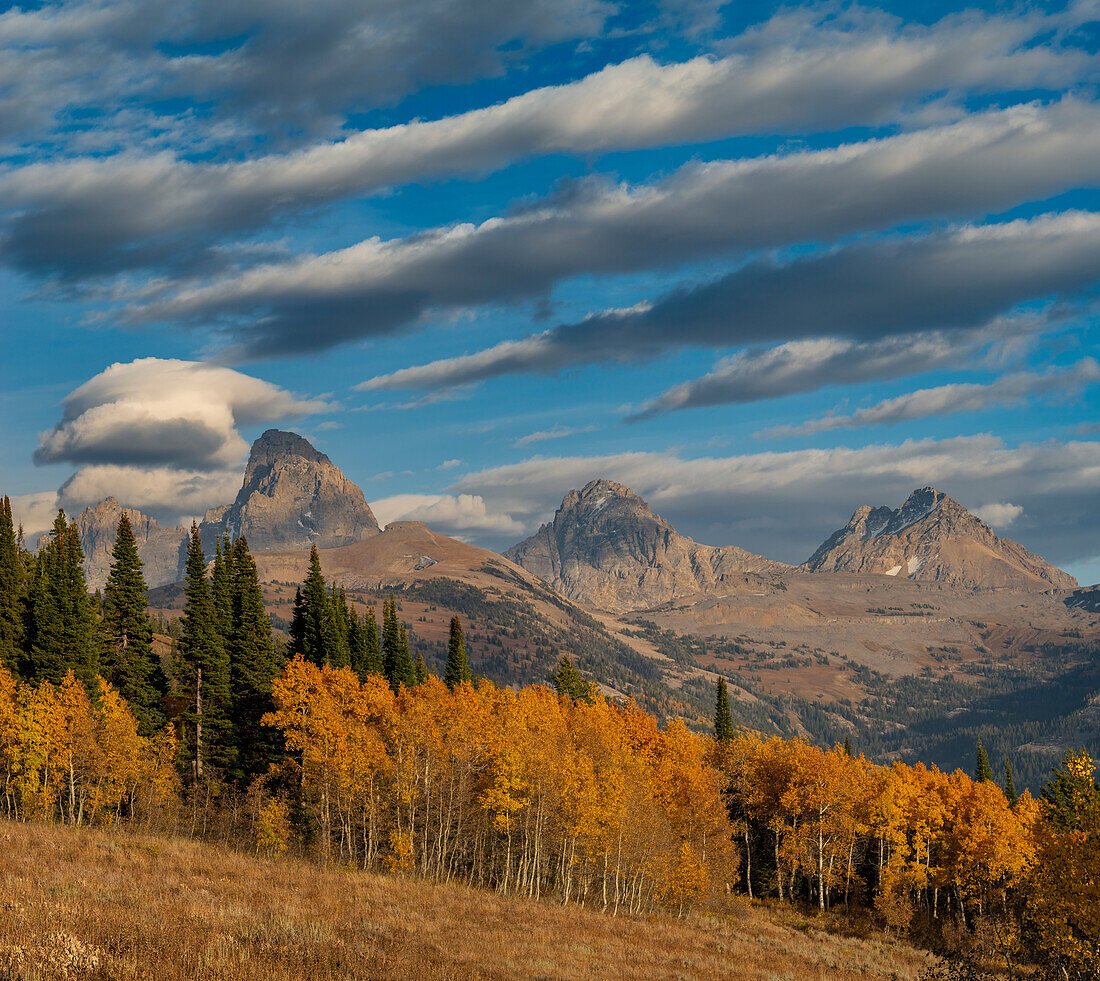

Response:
(0, 495), (1096, 977)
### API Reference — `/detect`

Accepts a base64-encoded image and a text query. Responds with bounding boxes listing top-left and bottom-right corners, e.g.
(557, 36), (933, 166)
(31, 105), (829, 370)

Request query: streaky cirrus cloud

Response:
(628, 326), (1026, 422)
(4, 3), (1091, 280)
(0, 0), (612, 154)
(124, 101), (1100, 359)
(364, 210), (1100, 397)
(446, 435), (1100, 567)
(764, 359), (1100, 438)
(35, 358), (329, 471)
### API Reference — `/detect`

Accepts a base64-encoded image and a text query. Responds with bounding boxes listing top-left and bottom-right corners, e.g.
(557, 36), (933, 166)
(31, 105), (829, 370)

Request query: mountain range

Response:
(69, 429), (1099, 788)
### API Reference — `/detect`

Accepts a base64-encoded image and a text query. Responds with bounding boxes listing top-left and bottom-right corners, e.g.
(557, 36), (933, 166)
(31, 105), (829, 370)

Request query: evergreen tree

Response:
(975, 739), (994, 783)
(414, 651), (427, 685)
(844, 735), (853, 757)
(327, 585), (351, 669)
(24, 511), (100, 690)
(551, 655), (593, 704)
(0, 496), (26, 673)
(288, 587), (305, 656)
(210, 534), (235, 649)
(175, 524), (231, 783)
(226, 537), (281, 785)
(381, 594), (413, 690)
(362, 607), (383, 677)
(102, 512), (165, 734)
(444, 616), (471, 689)
(1004, 759), (1018, 807)
(299, 545), (332, 666)
(713, 676), (733, 743)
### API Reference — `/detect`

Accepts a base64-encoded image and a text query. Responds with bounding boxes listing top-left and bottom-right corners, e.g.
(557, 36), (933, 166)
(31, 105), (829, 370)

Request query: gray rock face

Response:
(803, 487), (1077, 591)
(505, 479), (789, 613)
(59, 498), (188, 590)
(200, 430), (380, 552)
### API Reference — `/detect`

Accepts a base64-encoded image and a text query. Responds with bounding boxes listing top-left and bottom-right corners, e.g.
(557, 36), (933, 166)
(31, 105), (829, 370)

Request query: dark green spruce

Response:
(102, 512), (165, 734)
(444, 615), (471, 689)
(174, 524), (231, 783)
(713, 676), (733, 743)
(23, 511), (100, 690)
(0, 496), (27, 674)
(226, 537), (281, 785)
(975, 739), (994, 784)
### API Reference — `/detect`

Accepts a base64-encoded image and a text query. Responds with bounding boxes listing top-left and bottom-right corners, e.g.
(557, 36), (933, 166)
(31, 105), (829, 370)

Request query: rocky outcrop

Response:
(803, 487), (1077, 591)
(505, 479), (789, 613)
(199, 430), (380, 553)
(61, 498), (187, 590)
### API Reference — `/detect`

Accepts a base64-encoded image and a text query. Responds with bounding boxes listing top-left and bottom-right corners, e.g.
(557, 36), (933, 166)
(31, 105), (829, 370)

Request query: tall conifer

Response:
(327, 585), (351, 669)
(24, 511), (100, 690)
(210, 534), (235, 649)
(444, 615), (470, 689)
(175, 524), (231, 783)
(362, 606), (383, 677)
(0, 496), (26, 673)
(102, 513), (165, 734)
(1004, 760), (1018, 807)
(299, 545), (331, 666)
(227, 537), (280, 784)
(975, 739), (994, 783)
(713, 676), (733, 743)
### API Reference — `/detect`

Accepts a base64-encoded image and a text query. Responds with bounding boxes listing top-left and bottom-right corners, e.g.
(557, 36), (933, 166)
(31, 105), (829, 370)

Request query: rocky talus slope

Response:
(505, 479), (790, 614)
(802, 487), (1076, 591)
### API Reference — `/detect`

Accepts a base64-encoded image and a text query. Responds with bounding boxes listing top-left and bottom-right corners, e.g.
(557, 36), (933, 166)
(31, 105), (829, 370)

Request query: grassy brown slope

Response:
(0, 821), (933, 981)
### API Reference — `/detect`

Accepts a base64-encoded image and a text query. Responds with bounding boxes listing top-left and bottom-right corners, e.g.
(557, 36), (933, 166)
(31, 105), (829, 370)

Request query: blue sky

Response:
(1, 0), (1099, 584)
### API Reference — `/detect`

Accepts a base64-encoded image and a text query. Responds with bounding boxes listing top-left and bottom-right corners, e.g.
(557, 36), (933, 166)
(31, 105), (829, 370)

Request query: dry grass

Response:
(0, 821), (934, 980)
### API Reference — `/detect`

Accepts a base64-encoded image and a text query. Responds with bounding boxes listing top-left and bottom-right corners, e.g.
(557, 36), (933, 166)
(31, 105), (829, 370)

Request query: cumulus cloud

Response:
(973, 502), (1024, 528)
(3, 3), (1090, 279)
(448, 436), (1100, 567)
(35, 358), (328, 470)
(57, 465), (242, 525)
(27, 358), (329, 529)
(763, 359), (1100, 437)
(7, 491), (63, 543)
(365, 210), (1100, 396)
(370, 493), (523, 538)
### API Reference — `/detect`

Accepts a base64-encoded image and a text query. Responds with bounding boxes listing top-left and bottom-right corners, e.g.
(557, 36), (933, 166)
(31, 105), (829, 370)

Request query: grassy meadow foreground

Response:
(0, 820), (934, 981)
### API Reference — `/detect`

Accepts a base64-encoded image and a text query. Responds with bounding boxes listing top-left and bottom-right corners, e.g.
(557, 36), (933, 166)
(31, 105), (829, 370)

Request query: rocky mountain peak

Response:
(804, 487), (1076, 591)
(57, 498), (188, 591)
(505, 479), (789, 613)
(200, 430), (380, 553)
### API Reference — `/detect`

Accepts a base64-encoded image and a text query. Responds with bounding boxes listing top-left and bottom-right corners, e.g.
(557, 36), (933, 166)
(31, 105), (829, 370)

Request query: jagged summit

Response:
(505, 478), (789, 614)
(803, 487), (1076, 591)
(200, 430), (380, 552)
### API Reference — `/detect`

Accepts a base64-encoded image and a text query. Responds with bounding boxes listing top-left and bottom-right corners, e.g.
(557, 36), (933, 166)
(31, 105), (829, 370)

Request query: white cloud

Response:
(35, 358), (328, 470)
(357, 199), (1100, 397)
(122, 102), (1100, 357)
(57, 465), (241, 526)
(513, 425), (597, 447)
(973, 502), (1024, 528)
(371, 493), (523, 537)
(449, 435), (1100, 566)
(7, 491), (62, 543)
(3, 3), (1091, 280)
(765, 359), (1100, 437)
